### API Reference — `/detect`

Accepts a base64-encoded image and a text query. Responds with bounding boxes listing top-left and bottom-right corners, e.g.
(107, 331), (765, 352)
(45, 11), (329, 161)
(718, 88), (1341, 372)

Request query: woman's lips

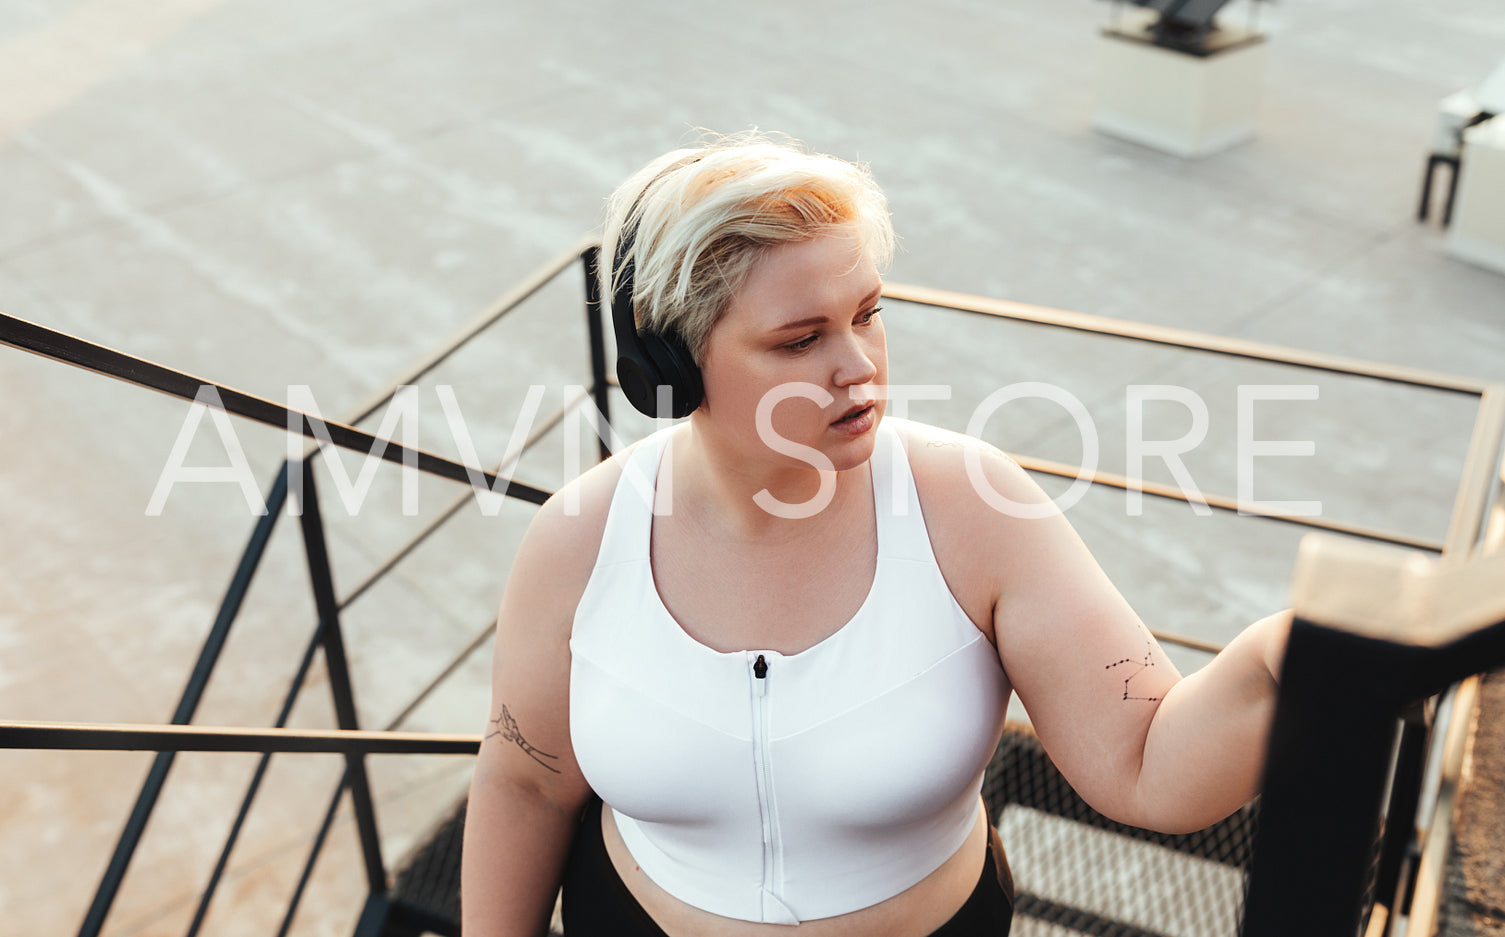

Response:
(831, 403), (876, 435)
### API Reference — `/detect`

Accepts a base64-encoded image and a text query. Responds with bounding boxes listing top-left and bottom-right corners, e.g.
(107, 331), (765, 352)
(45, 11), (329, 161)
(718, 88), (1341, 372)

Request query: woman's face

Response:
(695, 229), (887, 474)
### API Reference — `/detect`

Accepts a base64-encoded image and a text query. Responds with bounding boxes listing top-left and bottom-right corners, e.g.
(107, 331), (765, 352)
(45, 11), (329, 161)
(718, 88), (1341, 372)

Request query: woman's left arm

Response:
(1129, 610), (1290, 833)
(906, 424), (1290, 834)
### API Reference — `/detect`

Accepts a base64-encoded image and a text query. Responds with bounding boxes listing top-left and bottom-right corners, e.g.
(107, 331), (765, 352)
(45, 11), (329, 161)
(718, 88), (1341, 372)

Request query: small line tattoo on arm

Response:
(1105, 641), (1161, 702)
(486, 705), (561, 773)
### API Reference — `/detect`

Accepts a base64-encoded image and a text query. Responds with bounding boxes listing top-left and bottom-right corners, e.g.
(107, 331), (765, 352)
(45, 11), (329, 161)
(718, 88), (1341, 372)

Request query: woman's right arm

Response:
(461, 475), (613, 937)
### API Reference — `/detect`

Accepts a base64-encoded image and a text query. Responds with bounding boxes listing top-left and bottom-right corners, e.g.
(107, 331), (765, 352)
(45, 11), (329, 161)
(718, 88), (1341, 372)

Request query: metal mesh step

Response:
(387, 801), (466, 937)
(984, 722), (1257, 937)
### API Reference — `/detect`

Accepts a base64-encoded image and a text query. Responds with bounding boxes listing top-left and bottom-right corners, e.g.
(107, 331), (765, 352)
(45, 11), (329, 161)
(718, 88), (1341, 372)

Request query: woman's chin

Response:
(825, 416), (883, 471)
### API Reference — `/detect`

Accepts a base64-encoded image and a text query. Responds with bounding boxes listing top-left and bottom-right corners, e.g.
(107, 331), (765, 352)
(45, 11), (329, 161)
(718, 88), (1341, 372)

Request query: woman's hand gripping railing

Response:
(1241, 535), (1505, 937)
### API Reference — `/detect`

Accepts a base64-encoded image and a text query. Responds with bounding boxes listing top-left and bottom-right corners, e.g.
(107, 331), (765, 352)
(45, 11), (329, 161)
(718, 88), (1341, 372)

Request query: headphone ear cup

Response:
(615, 325), (703, 419)
(640, 330), (703, 419)
(615, 341), (663, 418)
(620, 331), (701, 419)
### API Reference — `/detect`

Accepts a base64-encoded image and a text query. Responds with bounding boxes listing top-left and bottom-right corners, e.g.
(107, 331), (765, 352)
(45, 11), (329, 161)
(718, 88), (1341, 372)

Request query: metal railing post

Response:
(1242, 619), (1416, 937)
(295, 461), (387, 895)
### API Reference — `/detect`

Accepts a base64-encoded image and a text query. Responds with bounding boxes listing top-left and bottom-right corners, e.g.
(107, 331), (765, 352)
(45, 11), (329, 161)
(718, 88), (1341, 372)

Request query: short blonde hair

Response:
(603, 133), (894, 364)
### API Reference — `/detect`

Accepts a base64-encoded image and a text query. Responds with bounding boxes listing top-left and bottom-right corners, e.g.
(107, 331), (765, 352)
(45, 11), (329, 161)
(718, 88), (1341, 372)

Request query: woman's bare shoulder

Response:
(884, 419), (1059, 607)
(520, 442), (632, 583)
(506, 436), (651, 614)
(888, 419), (1043, 515)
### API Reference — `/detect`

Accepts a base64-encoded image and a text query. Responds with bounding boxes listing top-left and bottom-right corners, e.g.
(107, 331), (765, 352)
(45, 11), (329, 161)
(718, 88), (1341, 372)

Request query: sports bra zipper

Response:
(750, 653), (777, 913)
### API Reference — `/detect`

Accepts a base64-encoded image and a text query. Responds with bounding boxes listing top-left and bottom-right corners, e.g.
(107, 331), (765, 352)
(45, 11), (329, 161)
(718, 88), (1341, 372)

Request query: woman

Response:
(461, 134), (1291, 937)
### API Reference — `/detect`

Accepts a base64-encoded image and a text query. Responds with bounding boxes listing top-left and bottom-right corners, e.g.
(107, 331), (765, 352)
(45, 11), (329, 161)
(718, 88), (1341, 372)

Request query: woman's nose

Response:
(832, 333), (878, 387)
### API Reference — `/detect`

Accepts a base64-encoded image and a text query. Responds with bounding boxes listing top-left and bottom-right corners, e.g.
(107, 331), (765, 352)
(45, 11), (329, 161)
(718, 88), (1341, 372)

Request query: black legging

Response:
(561, 799), (1013, 936)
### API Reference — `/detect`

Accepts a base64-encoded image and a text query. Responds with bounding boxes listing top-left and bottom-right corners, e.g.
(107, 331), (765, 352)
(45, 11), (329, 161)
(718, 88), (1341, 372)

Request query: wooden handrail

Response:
(1290, 534), (1505, 647)
(882, 281), (1491, 396)
(0, 720), (481, 755)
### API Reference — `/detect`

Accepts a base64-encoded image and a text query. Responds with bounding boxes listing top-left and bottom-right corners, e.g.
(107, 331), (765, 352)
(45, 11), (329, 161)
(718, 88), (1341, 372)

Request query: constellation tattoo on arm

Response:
(1105, 640), (1161, 702)
(486, 705), (561, 773)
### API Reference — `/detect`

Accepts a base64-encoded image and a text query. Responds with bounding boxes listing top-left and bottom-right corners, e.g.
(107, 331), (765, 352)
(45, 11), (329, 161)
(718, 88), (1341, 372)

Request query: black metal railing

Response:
(2, 237), (1502, 937)
(1, 237), (604, 937)
(1243, 535), (1505, 937)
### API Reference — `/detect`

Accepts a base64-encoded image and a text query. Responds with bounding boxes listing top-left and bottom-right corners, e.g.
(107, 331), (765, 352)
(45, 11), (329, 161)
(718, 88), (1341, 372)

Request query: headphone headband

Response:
(611, 155), (706, 420)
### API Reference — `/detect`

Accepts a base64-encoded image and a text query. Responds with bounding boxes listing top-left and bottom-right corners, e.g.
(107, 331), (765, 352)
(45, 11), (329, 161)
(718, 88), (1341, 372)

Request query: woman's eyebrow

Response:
(769, 286), (885, 333)
(770, 315), (828, 332)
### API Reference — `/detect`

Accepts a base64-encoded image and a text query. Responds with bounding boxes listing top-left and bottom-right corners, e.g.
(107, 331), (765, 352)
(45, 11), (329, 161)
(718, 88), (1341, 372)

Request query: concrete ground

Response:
(1, 1), (1502, 936)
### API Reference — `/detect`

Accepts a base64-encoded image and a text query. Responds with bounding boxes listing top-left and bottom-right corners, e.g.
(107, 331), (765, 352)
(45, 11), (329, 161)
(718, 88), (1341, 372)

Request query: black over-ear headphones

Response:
(611, 158), (706, 419)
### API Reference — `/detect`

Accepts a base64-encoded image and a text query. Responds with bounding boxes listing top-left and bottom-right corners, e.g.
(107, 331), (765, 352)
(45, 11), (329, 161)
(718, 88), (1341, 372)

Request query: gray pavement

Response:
(2, 1), (1502, 935)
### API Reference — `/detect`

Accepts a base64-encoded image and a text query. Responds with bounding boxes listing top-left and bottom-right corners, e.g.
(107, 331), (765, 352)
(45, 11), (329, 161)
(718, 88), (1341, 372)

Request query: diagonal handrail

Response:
(0, 310), (552, 506)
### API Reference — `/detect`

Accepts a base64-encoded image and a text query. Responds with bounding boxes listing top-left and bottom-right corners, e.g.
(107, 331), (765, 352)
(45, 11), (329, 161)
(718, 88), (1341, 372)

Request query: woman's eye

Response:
(785, 335), (818, 352)
(858, 306), (883, 325)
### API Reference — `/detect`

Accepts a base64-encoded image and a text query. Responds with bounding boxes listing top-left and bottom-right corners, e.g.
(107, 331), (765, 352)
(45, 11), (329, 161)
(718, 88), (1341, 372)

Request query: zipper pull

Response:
(753, 653), (768, 695)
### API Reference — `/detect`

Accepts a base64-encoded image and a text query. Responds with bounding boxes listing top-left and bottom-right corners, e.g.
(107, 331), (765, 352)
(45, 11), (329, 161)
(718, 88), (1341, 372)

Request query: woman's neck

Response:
(670, 421), (867, 543)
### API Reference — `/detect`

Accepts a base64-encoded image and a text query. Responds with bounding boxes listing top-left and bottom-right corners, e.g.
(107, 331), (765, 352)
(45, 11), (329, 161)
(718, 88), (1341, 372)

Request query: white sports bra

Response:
(569, 419), (1009, 924)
